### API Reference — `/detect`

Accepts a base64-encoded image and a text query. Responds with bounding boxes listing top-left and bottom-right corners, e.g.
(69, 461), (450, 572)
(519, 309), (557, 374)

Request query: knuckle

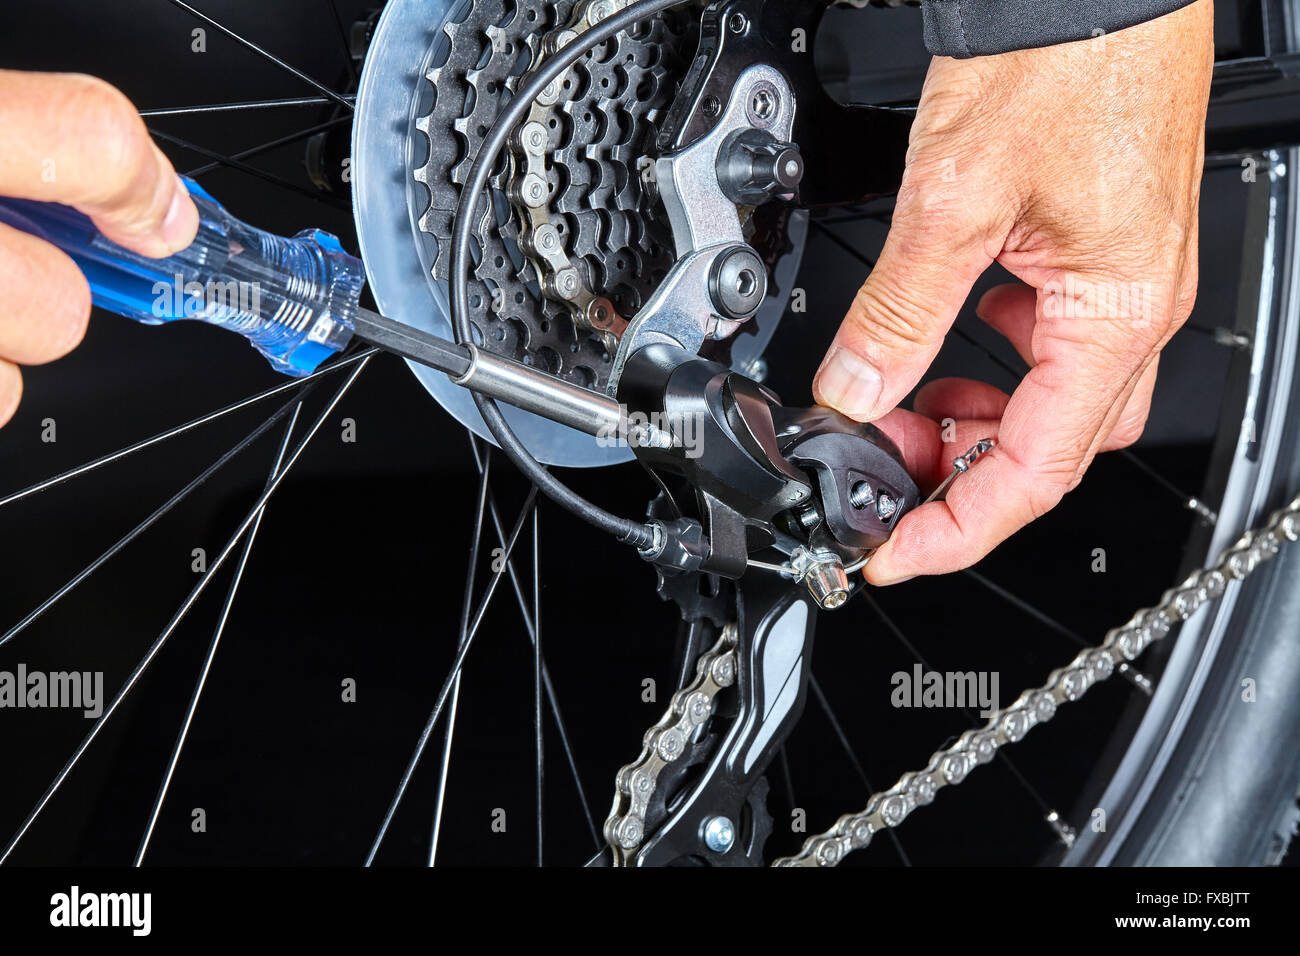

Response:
(1174, 265), (1199, 328)
(64, 76), (154, 206)
(851, 280), (935, 353)
(1107, 402), (1151, 451)
(1043, 267), (1173, 352)
(1107, 420), (1146, 451)
(998, 443), (1073, 521)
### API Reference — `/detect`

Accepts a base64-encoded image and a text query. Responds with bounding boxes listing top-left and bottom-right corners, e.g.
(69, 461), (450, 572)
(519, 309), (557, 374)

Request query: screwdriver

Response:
(0, 178), (621, 436)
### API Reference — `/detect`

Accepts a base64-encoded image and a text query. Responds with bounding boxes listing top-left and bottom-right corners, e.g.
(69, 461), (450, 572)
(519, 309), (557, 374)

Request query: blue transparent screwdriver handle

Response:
(0, 178), (362, 376)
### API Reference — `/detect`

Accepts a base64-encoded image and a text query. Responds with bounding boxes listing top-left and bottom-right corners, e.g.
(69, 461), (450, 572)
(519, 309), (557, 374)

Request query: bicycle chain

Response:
(507, 0), (690, 354)
(604, 623), (739, 864)
(508, 0), (629, 353)
(774, 495), (1300, 866)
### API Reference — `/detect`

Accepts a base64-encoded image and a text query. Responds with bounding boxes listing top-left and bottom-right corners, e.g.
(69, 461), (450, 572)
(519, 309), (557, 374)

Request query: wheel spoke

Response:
(365, 485), (540, 866)
(149, 128), (350, 210)
(0, 389), (316, 651)
(163, 0), (354, 110)
(133, 404), (302, 866)
(532, 506), (544, 868)
(186, 115), (353, 178)
(1116, 448), (1219, 525)
(326, 0), (360, 84)
(808, 675), (911, 866)
(863, 593), (1071, 847)
(428, 444), (493, 867)
(778, 747), (797, 811)
(139, 95), (354, 117)
(0, 349), (375, 513)
(962, 569), (1153, 695)
(810, 219), (877, 270)
(0, 359), (368, 864)
(468, 441), (601, 851)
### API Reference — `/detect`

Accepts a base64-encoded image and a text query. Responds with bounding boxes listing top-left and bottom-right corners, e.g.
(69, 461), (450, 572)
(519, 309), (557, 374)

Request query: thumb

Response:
(813, 182), (1001, 422)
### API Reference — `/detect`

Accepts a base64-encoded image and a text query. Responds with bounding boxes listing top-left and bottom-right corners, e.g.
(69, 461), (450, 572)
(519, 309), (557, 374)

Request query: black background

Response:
(0, 0), (1285, 868)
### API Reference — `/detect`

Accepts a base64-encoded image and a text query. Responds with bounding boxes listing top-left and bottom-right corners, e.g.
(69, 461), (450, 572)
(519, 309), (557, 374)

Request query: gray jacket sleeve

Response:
(919, 0), (1197, 57)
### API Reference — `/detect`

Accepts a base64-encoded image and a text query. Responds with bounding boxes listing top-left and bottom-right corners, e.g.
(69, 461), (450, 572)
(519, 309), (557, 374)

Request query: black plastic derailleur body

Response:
(617, 344), (920, 582)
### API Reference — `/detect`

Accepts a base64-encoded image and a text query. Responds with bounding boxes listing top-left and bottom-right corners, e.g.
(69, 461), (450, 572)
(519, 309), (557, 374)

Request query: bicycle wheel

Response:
(0, 0), (1297, 869)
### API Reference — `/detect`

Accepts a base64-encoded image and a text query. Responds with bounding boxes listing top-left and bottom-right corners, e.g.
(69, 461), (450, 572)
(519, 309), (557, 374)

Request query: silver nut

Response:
(804, 557), (850, 610)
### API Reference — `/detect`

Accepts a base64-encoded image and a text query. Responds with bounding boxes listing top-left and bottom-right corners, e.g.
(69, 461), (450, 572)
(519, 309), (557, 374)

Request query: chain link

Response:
(604, 624), (739, 864)
(773, 495), (1300, 866)
(507, 0), (631, 352)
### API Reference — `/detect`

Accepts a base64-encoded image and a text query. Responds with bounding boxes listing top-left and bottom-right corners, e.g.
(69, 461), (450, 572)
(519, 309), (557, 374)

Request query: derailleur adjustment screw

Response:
(797, 504), (822, 532)
(728, 12), (749, 33)
(703, 816), (736, 854)
(717, 129), (804, 206)
(875, 493), (898, 520)
(849, 481), (874, 510)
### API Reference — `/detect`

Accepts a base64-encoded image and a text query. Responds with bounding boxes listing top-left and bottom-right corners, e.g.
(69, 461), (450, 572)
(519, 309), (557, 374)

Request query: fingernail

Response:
(160, 178), (198, 253)
(814, 346), (883, 420)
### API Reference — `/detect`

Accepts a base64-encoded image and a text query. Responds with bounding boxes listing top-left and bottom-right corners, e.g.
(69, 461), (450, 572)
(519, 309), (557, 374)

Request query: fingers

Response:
(872, 407), (1004, 491)
(0, 223), (93, 365)
(913, 377), (1011, 423)
(866, 282), (1160, 585)
(0, 361), (21, 429)
(812, 154), (1010, 423)
(975, 283), (1037, 367)
(1101, 358), (1157, 451)
(0, 70), (197, 258)
(974, 280), (1156, 451)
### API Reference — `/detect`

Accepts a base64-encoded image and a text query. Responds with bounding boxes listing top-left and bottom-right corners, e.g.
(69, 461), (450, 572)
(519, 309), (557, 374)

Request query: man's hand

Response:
(812, 0), (1214, 585)
(0, 70), (199, 427)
